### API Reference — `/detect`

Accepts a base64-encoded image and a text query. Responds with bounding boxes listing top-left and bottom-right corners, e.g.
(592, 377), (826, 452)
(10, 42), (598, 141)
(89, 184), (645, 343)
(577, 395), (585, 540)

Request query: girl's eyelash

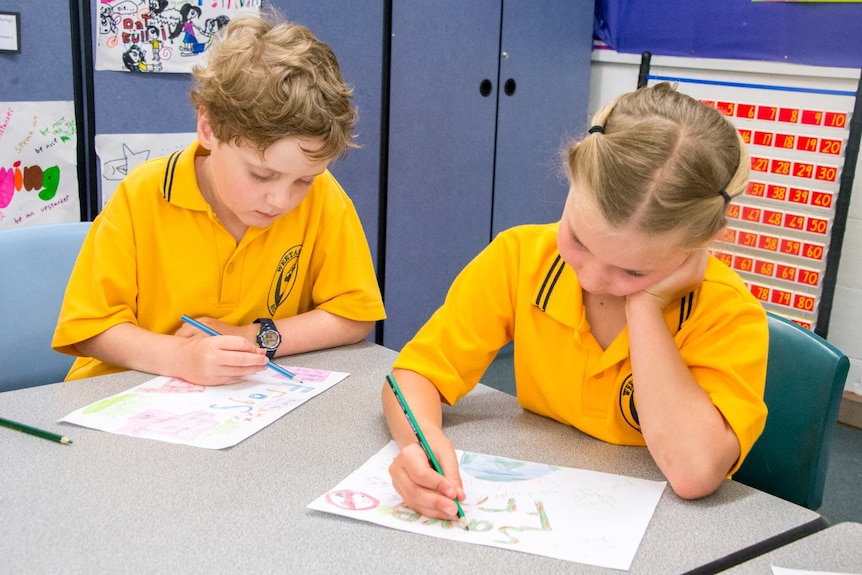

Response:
(625, 270), (647, 278)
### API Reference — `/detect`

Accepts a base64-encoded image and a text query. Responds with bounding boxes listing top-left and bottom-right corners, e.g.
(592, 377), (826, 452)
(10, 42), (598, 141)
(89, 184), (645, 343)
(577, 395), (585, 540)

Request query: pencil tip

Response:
(459, 516), (469, 530)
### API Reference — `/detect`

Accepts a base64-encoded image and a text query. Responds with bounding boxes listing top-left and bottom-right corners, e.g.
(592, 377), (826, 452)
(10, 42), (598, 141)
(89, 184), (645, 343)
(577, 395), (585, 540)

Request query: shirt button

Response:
(226, 263), (235, 274)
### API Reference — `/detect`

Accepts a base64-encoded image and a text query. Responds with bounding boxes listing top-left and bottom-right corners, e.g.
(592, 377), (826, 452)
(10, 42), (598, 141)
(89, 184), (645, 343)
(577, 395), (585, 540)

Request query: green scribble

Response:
(82, 393), (146, 415)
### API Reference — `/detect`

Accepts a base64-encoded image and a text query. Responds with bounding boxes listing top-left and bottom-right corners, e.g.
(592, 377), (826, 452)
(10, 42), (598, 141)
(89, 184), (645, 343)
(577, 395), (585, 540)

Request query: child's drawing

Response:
(95, 1), (260, 74)
(60, 367), (349, 449)
(308, 441), (666, 570)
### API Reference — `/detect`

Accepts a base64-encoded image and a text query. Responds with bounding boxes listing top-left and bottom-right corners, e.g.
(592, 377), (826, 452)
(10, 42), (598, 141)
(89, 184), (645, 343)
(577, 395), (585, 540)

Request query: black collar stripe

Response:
(162, 150), (181, 202)
(536, 254), (564, 312)
(676, 291), (695, 331)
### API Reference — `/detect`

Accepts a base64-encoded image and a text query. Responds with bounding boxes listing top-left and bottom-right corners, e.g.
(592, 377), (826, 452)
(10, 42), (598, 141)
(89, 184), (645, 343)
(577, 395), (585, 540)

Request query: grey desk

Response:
(0, 341), (824, 574)
(718, 522), (862, 574)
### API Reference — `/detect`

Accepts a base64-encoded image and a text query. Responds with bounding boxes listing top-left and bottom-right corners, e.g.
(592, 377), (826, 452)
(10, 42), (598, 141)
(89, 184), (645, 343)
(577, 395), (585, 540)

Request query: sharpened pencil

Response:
(180, 314), (303, 382)
(385, 374), (469, 529)
(0, 417), (72, 445)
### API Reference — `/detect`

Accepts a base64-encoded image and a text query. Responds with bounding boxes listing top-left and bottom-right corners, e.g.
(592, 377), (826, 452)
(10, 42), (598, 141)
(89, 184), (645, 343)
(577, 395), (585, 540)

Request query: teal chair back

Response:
(0, 222), (91, 392)
(734, 312), (849, 510)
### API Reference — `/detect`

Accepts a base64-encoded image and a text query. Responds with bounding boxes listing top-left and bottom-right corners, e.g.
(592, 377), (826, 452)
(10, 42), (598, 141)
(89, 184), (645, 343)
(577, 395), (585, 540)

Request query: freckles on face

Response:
(557, 188), (689, 297)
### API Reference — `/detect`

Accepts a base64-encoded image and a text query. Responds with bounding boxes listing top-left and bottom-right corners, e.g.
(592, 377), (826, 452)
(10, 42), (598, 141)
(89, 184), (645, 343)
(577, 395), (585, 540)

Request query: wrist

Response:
(253, 318), (281, 359)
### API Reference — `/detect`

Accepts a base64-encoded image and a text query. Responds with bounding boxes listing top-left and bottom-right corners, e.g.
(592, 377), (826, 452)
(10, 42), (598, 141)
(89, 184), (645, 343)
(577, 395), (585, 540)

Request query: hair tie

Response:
(588, 125), (605, 134)
(719, 190), (731, 206)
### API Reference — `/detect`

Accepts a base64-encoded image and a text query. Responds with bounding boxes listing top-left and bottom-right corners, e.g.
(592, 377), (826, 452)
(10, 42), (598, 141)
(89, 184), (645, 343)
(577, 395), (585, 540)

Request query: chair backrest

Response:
(733, 311), (849, 510)
(0, 222), (91, 392)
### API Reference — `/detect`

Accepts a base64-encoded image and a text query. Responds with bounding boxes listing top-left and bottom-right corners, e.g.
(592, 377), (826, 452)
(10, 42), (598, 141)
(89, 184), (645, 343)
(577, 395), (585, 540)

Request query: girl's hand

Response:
(388, 434), (466, 521)
(629, 248), (709, 310)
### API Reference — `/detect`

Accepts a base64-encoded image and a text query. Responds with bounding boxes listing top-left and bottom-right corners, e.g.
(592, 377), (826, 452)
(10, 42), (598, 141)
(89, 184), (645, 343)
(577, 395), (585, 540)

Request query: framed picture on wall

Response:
(0, 11), (21, 53)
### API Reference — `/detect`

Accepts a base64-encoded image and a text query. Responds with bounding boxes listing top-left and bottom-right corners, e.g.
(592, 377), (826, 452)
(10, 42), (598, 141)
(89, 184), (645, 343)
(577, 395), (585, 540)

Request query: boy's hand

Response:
(388, 433), (466, 521)
(175, 320), (268, 385)
(629, 248), (709, 311)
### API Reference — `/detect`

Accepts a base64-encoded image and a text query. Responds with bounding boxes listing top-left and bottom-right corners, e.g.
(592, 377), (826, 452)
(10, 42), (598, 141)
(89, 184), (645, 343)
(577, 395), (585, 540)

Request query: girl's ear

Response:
(711, 226), (729, 243)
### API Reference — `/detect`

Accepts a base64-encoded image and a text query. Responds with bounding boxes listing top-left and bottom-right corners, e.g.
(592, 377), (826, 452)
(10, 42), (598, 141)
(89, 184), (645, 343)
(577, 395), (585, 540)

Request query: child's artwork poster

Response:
(96, 132), (195, 206)
(308, 442), (667, 570)
(0, 101), (80, 230)
(96, 1), (261, 74)
(60, 366), (348, 449)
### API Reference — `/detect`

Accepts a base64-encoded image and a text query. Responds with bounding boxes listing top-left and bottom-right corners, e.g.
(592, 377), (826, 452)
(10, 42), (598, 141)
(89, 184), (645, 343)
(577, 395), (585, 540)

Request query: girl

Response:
(382, 82), (768, 520)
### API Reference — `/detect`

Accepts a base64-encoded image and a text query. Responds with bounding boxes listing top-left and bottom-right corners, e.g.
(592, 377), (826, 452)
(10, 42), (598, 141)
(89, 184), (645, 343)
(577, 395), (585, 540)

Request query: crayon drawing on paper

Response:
(308, 441), (667, 570)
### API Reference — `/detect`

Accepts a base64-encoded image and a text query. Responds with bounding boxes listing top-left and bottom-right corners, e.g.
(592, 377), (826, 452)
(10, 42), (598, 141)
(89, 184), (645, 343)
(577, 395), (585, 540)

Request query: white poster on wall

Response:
(0, 101), (80, 230)
(95, 0), (260, 74)
(96, 132), (195, 207)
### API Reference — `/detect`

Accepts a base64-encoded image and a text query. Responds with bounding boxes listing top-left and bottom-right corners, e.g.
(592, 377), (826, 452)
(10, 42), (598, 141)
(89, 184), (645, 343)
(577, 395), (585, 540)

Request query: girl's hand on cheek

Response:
(630, 248), (709, 310)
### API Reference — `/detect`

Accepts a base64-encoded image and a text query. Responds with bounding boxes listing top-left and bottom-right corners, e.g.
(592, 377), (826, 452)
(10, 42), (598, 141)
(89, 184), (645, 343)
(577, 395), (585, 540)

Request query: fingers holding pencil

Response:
(390, 440), (467, 522)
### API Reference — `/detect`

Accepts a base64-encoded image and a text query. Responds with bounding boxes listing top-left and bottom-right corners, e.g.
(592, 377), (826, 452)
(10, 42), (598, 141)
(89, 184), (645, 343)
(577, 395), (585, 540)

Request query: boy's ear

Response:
(196, 108), (215, 148)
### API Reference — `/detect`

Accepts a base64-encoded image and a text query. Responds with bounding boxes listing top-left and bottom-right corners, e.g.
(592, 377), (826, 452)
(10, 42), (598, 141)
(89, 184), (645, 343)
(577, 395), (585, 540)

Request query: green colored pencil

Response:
(0, 417), (72, 445)
(385, 374), (468, 529)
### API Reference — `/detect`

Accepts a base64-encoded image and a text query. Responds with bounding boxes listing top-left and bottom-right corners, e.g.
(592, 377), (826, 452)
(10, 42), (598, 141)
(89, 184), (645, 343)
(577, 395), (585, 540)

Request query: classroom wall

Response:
(588, 50), (862, 398)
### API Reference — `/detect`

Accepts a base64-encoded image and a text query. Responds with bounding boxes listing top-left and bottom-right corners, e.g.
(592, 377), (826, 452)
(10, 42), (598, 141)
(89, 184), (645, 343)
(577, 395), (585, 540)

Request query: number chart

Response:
(646, 66), (860, 332)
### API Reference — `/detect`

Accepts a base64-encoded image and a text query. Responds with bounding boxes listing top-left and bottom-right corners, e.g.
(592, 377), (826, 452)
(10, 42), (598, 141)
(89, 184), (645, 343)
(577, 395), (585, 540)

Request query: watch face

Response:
(260, 330), (280, 349)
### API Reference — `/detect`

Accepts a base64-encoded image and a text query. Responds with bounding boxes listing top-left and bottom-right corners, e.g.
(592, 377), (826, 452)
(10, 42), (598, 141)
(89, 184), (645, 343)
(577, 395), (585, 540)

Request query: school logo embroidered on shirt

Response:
(619, 374), (641, 432)
(268, 245), (302, 315)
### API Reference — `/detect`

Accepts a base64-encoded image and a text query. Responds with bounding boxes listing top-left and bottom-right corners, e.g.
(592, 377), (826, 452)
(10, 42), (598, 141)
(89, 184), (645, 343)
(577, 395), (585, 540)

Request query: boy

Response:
(53, 12), (385, 385)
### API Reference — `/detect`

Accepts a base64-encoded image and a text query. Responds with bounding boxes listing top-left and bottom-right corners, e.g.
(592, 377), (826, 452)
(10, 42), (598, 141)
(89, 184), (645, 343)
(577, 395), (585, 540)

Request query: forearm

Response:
(382, 368), (446, 449)
(626, 298), (740, 499)
(269, 310), (374, 357)
(74, 322), (192, 377)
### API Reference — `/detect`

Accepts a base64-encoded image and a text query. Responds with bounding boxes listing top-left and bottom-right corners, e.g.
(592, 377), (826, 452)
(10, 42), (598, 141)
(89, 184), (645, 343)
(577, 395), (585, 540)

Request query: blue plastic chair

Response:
(733, 312), (850, 510)
(0, 222), (91, 392)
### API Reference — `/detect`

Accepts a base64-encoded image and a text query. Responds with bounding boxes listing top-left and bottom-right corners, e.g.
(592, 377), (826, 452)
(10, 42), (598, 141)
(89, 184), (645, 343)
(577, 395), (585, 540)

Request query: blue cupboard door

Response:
(383, 0), (502, 350)
(491, 0), (594, 237)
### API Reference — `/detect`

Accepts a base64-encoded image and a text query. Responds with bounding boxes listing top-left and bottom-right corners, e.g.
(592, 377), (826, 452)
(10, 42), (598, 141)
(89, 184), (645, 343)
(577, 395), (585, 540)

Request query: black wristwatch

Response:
(254, 318), (281, 359)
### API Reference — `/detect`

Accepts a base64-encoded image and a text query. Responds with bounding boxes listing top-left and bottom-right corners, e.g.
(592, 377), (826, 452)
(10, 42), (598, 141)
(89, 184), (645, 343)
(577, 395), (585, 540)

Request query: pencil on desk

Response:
(180, 314), (302, 382)
(0, 417), (72, 445)
(385, 374), (469, 529)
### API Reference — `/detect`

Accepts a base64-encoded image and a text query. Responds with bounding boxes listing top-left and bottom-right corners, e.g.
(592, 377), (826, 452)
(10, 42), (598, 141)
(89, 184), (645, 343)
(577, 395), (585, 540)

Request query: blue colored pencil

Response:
(385, 373), (468, 529)
(180, 314), (301, 382)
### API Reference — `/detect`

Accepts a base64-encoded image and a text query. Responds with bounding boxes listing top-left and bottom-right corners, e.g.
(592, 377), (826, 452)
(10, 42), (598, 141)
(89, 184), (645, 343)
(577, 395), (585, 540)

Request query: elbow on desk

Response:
(665, 468), (725, 500)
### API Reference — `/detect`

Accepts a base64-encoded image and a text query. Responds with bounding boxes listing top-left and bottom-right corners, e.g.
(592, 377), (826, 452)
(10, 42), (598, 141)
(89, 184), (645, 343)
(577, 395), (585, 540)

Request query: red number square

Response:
(776, 264), (798, 282)
(762, 209), (784, 227)
(716, 101), (735, 116)
(742, 206), (762, 222)
(770, 288), (793, 307)
(749, 283), (771, 302)
(819, 138), (842, 156)
(810, 190), (833, 209)
(713, 251), (733, 267)
(751, 156), (770, 172)
(793, 293), (817, 312)
(737, 231), (758, 247)
(722, 228), (737, 242)
(758, 234), (779, 252)
(784, 213), (806, 230)
(766, 185), (787, 201)
(753, 131), (774, 147)
(787, 188), (810, 205)
(802, 242), (825, 261)
(814, 165), (839, 182)
(775, 133), (796, 149)
(736, 103), (756, 119)
(796, 135), (819, 153)
(770, 159), (792, 176)
(801, 109), (823, 126)
(738, 128), (752, 144)
(793, 162), (814, 179)
(797, 268), (821, 286)
(778, 108), (800, 123)
(754, 260), (775, 277)
(733, 255), (754, 272)
(725, 204), (741, 219)
(757, 106), (778, 121)
(824, 111), (847, 128)
(806, 217), (829, 235)
(780, 238), (801, 256)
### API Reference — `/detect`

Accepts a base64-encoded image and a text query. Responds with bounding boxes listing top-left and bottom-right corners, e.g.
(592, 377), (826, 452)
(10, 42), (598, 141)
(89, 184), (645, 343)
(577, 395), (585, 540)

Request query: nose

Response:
(265, 187), (293, 212)
(576, 258), (608, 293)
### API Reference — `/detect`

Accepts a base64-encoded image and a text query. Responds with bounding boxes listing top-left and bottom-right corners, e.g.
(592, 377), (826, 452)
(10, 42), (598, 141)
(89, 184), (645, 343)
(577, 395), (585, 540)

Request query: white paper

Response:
(95, 1), (260, 73)
(309, 441), (667, 570)
(773, 567), (861, 575)
(95, 132), (195, 206)
(60, 366), (348, 449)
(0, 101), (80, 229)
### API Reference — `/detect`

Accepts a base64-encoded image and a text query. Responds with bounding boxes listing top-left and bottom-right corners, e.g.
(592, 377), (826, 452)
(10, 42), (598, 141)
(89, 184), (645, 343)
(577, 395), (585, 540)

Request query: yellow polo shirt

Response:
(53, 141), (385, 380)
(394, 223), (767, 473)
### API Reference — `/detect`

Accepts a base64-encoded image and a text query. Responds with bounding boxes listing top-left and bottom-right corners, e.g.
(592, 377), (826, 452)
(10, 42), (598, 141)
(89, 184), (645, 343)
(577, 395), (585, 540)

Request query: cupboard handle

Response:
(479, 79), (493, 97)
(504, 78), (516, 96)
